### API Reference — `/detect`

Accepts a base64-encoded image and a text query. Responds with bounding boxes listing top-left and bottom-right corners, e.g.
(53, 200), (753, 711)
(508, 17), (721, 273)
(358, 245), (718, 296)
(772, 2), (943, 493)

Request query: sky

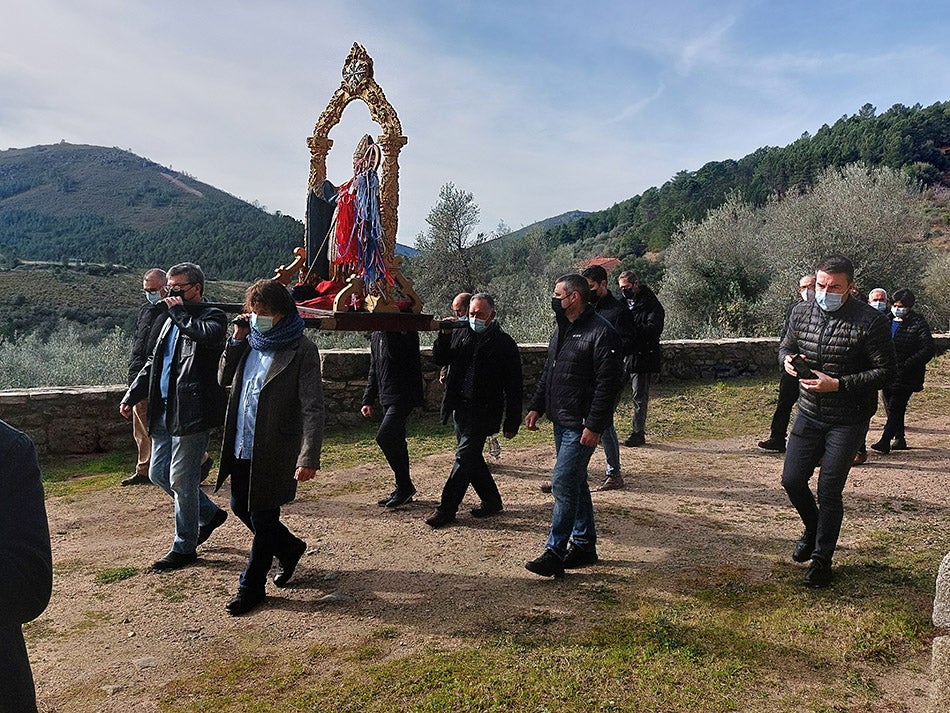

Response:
(3, 1), (950, 246)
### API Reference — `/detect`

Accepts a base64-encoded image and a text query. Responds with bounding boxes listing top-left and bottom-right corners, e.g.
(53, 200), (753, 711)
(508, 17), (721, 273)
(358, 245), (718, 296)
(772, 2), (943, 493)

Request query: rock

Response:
(133, 656), (157, 670)
(317, 592), (353, 604)
(934, 553), (950, 627)
(102, 685), (124, 695)
(929, 636), (950, 713)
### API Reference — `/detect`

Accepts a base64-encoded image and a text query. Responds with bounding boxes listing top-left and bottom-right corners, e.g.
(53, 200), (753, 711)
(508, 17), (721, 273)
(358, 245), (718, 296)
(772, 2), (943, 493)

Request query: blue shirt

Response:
(159, 324), (179, 400)
(234, 346), (275, 460)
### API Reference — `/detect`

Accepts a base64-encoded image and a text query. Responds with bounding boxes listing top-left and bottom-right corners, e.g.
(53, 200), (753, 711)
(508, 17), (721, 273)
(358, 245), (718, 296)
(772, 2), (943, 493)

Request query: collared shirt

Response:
(234, 346), (274, 459)
(159, 324), (179, 400)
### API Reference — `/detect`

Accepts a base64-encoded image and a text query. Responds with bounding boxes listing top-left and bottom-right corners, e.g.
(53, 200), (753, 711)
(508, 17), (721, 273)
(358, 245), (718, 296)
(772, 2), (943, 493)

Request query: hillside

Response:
(539, 101), (950, 265)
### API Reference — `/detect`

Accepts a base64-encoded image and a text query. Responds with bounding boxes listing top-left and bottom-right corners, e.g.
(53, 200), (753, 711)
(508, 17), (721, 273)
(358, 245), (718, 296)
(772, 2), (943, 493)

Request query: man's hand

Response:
(232, 313), (251, 341)
(119, 403), (132, 420)
(525, 411), (539, 430)
(580, 428), (600, 447)
(360, 405), (373, 418)
(295, 466), (317, 482)
(800, 370), (840, 393)
(782, 354), (799, 377)
(163, 296), (184, 309)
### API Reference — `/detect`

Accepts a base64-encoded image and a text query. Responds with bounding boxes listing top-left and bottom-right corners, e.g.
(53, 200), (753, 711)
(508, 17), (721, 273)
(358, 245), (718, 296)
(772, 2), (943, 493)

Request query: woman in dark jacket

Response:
(216, 280), (325, 615)
(871, 288), (935, 453)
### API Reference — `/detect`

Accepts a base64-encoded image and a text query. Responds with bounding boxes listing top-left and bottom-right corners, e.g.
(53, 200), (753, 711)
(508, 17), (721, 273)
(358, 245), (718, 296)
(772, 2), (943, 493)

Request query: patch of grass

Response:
(94, 567), (138, 585)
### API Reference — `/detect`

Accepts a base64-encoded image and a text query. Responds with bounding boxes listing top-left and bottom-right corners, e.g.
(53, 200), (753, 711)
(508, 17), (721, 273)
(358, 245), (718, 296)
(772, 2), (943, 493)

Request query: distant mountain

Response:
(0, 143), (414, 280)
(488, 211), (589, 247)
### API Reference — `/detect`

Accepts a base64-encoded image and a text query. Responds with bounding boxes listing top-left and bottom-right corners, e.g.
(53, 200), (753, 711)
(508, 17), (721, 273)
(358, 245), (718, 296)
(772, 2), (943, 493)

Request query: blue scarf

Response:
(248, 313), (305, 352)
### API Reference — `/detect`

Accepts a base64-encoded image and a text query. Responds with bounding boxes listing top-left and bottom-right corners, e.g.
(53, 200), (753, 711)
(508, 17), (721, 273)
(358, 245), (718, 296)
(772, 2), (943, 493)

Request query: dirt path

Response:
(28, 413), (950, 712)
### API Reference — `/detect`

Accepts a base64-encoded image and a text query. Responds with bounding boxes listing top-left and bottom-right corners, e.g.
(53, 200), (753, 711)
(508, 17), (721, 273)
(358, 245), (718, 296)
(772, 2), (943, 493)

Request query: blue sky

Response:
(3, 1), (950, 245)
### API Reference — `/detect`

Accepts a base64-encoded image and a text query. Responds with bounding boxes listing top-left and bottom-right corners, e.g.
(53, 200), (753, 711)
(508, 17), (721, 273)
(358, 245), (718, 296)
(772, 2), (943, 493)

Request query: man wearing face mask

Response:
(426, 293), (523, 527)
(779, 255), (896, 588)
(617, 271), (664, 448)
(850, 287), (890, 465)
(758, 274), (817, 454)
(119, 262), (229, 571)
(524, 275), (623, 577)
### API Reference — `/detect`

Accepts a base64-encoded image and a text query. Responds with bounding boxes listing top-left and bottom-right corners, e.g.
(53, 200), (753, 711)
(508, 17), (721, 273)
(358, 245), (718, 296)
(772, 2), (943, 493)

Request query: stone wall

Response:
(2, 335), (946, 455)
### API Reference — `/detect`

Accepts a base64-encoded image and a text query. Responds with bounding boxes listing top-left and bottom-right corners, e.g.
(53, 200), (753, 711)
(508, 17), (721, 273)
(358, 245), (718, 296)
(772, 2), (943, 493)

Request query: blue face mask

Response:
(891, 306), (908, 318)
(144, 290), (163, 305)
(251, 313), (274, 332)
(815, 290), (844, 312)
(469, 317), (490, 334)
(870, 300), (887, 312)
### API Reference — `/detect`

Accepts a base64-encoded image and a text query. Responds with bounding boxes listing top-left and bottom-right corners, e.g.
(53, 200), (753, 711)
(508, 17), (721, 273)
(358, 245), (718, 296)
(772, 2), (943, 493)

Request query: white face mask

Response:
(869, 300), (887, 312)
(891, 306), (908, 318)
(801, 288), (815, 302)
(250, 313), (274, 332)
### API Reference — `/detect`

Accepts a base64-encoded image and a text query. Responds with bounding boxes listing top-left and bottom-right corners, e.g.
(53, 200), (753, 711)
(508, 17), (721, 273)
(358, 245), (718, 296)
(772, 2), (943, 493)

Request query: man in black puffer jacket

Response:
(425, 293), (523, 528)
(524, 274), (624, 578)
(779, 255), (896, 588)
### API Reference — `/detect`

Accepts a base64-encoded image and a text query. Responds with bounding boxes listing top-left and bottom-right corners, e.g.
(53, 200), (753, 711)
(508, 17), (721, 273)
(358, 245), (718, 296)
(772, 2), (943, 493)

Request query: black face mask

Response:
(168, 287), (188, 300)
(551, 296), (567, 316)
(621, 288), (636, 300)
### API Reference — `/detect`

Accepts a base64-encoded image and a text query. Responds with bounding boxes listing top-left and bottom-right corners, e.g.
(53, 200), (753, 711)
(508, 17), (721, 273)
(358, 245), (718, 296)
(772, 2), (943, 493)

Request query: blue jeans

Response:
(546, 424), (597, 558)
(599, 423), (621, 477)
(149, 414), (221, 554)
(781, 413), (869, 563)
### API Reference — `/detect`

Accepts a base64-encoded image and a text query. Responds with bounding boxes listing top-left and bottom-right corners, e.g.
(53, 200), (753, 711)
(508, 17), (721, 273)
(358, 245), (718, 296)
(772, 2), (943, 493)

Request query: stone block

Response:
(930, 636), (950, 713)
(47, 418), (101, 454)
(934, 553), (950, 627)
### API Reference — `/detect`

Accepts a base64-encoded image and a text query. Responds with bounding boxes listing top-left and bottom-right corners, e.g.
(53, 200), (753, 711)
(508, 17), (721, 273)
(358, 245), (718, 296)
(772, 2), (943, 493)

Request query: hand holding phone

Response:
(790, 354), (815, 379)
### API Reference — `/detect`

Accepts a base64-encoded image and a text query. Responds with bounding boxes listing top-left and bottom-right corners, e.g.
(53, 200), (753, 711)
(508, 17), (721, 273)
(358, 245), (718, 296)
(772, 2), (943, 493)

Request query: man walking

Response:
(758, 274), (816, 454)
(120, 262), (229, 571)
(524, 274), (623, 577)
(617, 270), (664, 447)
(779, 256), (895, 588)
(425, 293), (522, 528)
(582, 265), (631, 490)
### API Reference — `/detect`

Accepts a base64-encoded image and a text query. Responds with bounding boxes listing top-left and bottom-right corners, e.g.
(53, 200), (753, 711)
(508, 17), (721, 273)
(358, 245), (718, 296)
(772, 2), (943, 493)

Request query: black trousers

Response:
(230, 460), (302, 595)
(438, 407), (502, 515)
(769, 371), (800, 440)
(376, 403), (414, 493)
(880, 387), (913, 442)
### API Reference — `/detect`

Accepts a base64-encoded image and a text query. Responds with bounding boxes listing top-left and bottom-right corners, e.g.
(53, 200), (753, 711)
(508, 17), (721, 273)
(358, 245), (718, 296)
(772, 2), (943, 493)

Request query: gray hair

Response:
(167, 262), (205, 292)
(470, 291), (495, 311)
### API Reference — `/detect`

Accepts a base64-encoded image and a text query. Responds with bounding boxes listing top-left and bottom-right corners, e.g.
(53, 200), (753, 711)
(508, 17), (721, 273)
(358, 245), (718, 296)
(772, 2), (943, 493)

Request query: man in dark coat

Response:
(216, 279), (325, 615)
(120, 262), (229, 571)
(618, 270), (665, 447)
(779, 255), (896, 588)
(524, 274), (624, 578)
(425, 292), (523, 528)
(361, 330), (425, 507)
(582, 265), (631, 490)
(0, 420), (52, 713)
(122, 268), (169, 485)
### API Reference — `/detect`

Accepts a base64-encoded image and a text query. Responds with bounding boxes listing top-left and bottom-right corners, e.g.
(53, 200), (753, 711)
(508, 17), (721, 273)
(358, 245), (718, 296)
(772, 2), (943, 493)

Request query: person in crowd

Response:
(361, 329), (424, 508)
(581, 265), (631, 490)
(0, 420), (52, 713)
(425, 292), (523, 528)
(779, 256), (895, 588)
(759, 274), (816, 454)
(439, 292), (471, 385)
(119, 262), (229, 571)
(215, 279), (324, 616)
(617, 270), (664, 447)
(123, 269), (214, 485)
(524, 274), (623, 577)
(851, 287), (890, 465)
(870, 288), (935, 454)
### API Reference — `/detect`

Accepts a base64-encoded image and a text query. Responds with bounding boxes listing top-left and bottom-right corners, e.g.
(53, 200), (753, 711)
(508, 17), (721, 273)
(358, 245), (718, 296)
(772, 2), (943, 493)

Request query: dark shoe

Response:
(792, 531), (816, 563)
(563, 542), (599, 569)
(200, 457), (214, 483)
(470, 502), (503, 518)
(274, 538), (307, 588)
(152, 550), (197, 571)
(384, 487), (416, 508)
(623, 432), (646, 447)
(226, 588), (266, 616)
(891, 437), (908, 450)
(595, 475), (624, 491)
(425, 510), (456, 528)
(804, 558), (832, 588)
(121, 472), (151, 486)
(197, 508), (228, 546)
(757, 436), (786, 453)
(539, 481), (552, 494)
(852, 450), (867, 466)
(377, 490), (399, 507)
(870, 439), (890, 454)
(525, 550), (565, 578)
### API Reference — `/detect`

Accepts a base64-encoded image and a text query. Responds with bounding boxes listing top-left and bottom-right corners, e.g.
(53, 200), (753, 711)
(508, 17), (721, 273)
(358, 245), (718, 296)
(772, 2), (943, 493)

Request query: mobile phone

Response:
(791, 354), (815, 379)
(230, 316), (250, 328)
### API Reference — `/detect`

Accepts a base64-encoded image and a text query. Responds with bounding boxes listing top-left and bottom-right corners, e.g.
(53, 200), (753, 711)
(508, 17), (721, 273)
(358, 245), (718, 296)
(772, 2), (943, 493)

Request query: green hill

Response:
(0, 142), (303, 281)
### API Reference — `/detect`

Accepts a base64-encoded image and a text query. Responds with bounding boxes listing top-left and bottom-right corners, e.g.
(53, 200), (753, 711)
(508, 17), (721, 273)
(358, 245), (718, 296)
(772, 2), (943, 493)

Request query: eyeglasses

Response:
(167, 282), (195, 291)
